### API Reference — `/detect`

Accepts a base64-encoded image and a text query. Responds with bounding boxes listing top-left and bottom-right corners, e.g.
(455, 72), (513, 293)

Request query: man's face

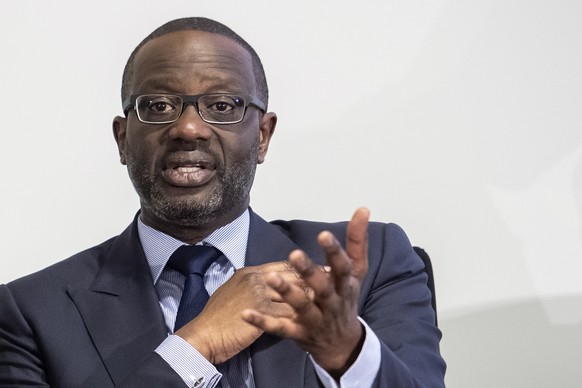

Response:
(113, 31), (276, 234)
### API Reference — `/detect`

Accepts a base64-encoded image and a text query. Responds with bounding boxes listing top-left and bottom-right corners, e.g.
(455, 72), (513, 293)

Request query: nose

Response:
(168, 103), (213, 142)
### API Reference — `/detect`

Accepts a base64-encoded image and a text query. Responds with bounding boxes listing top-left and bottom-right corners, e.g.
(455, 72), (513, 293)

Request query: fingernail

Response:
(319, 231), (334, 247)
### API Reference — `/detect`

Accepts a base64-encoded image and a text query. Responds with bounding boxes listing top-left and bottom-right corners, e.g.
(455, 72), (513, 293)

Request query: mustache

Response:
(162, 141), (223, 171)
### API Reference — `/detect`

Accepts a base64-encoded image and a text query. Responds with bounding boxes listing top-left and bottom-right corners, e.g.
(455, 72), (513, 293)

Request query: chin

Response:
(145, 191), (227, 226)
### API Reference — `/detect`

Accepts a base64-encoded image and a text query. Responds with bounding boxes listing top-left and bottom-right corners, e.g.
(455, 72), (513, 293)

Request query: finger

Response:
(241, 309), (305, 340)
(252, 261), (303, 288)
(316, 231), (354, 296)
(265, 272), (317, 316)
(263, 300), (297, 319)
(255, 261), (327, 288)
(345, 207), (370, 279)
(276, 263), (305, 286)
(280, 261), (330, 282)
(288, 249), (335, 300)
(266, 261), (307, 283)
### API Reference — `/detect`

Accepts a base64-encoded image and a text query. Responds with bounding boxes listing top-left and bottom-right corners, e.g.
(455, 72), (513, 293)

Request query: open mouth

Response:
(163, 152), (217, 187)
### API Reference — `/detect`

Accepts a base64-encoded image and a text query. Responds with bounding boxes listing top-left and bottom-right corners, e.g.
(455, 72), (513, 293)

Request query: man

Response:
(0, 17), (445, 387)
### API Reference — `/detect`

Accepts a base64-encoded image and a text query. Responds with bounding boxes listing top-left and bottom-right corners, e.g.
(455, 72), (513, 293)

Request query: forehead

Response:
(130, 30), (256, 95)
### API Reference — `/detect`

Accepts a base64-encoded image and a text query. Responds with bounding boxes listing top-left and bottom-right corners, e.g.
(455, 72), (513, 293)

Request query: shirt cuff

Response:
(156, 334), (222, 387)
(310, 317), (381, 388)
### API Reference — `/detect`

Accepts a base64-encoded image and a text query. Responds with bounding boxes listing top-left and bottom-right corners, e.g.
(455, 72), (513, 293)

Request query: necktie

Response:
(167, 245), (222, 332)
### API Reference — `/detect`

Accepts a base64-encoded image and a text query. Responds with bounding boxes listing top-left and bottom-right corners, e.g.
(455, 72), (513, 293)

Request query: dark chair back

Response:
(413, 246), (438, 326)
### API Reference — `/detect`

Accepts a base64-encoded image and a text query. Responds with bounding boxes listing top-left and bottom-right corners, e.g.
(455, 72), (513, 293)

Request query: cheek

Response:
(226, 117), (262, 152)
(125, 130), (160, 166)
(222, 131), (260, 162)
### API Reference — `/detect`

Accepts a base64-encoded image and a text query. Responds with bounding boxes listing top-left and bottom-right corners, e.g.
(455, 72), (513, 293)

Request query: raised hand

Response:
(175, 261), (299, 364)
(241, 207), (370, 379)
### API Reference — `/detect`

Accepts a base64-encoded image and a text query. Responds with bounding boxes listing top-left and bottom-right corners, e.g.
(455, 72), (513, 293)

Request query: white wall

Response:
(1, 1), (581, 386)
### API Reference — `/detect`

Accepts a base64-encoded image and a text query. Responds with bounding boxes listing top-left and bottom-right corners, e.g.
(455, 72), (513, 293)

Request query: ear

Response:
(112, 116), (128, 165)
(257, 112), (277, 164)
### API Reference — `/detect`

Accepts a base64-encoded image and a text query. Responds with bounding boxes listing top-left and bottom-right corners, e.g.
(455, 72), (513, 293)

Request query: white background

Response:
(1, 1), (581, 386)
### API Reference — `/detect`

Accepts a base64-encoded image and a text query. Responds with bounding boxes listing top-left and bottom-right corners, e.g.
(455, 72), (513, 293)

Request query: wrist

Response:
(175, 325), (216, 363)
(314, 322), (365, 380)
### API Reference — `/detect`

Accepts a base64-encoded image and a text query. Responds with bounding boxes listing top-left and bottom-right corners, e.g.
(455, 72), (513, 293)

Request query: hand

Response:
(241, 208), (370, 379)
(176, 261), (299, 364)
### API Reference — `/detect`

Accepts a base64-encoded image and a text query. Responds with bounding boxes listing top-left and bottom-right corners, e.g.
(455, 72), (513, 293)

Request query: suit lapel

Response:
(67, 219), (167, 384)
(246, 211), (314, 387)
(65, 211), (319, 386)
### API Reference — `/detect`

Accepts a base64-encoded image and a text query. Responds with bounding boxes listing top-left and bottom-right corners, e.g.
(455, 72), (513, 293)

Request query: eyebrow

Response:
(134, 76), (247, 95)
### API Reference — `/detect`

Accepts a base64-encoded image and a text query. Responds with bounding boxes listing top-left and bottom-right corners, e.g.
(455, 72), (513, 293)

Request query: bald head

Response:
(121, 17), (269, 108)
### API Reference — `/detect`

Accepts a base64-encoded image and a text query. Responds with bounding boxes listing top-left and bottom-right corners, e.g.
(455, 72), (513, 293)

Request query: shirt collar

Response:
(137, 209), (250, 284)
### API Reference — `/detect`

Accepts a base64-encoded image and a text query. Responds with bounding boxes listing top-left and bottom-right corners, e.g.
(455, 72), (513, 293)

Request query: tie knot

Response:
(167, 245), (222, 276)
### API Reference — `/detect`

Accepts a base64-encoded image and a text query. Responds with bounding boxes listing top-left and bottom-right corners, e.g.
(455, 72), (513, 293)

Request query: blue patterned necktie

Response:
(167, 245), (222, 332)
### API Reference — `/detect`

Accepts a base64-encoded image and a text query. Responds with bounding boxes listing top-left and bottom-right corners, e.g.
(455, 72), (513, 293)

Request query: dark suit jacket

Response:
(0, 211), (445, 387)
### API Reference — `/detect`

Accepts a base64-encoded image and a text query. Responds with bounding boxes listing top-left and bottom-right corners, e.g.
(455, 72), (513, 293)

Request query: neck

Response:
(139, 203), (249, 244)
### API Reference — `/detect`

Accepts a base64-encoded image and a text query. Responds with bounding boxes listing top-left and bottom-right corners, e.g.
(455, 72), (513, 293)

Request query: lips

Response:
(162, 151), (217, 187)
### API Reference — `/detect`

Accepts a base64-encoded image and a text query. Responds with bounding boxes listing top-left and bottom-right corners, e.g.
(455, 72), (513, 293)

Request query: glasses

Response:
(122, 93), (266, 125)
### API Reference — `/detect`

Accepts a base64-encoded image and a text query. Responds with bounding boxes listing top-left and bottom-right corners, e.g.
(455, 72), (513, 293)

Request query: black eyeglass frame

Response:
(122, 93), (267, 125)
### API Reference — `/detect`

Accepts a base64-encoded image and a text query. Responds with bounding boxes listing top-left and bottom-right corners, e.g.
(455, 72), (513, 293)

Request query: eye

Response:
(208, 100), (235, 112)
(196, 95), (247, 123)
(146, 97), (177, 113)
(151, 101), (170, 112)
(203, 95), (245, 113)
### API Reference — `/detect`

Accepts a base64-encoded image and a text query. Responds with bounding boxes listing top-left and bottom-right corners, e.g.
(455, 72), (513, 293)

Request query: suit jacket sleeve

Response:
(364, 222), (446, 387)
(268, 218), (446, 387)
(0, 221), (192, 388)
(0, 284), (48, 386)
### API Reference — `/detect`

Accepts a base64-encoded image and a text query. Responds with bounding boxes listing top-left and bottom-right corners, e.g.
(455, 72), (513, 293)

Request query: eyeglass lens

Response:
(136, 94), (247, 124)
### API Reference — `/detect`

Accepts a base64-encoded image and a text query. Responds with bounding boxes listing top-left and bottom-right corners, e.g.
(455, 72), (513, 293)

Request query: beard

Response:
(125, 139), (259, 228)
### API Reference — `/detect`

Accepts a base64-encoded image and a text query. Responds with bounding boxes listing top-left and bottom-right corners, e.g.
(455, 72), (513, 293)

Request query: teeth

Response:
(175, 166), (202, 173)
